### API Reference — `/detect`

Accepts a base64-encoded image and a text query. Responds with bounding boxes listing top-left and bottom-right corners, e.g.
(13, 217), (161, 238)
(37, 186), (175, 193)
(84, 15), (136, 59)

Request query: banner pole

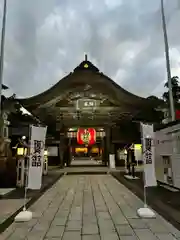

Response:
(142, 159), (147, 208)
(140, 122), (147, 207)
(23, 166), (28, 211)
(141, 137), (147, 207)
(23, 124), (31, 210)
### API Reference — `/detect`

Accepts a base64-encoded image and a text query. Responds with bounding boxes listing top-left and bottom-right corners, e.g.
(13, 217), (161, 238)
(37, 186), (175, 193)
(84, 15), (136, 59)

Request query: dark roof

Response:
(155, 120), (180, 131)
(17, 58), (155, 109)
(2, 84), (8, 90)
(74, 60), (99, 72)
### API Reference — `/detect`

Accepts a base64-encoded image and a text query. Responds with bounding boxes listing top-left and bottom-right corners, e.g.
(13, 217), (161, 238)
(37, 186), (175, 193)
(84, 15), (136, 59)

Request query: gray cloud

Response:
(0, 0), (180, 98)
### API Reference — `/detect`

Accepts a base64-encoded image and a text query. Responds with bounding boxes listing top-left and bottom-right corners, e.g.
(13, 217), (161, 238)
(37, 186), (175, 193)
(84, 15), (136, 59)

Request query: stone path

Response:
(1, 175), (180, 240)
(0, 169), (62, 229)
(0, 199), (25, 225)
(71, 158), (99, 166)
(0, 189), (15, 197)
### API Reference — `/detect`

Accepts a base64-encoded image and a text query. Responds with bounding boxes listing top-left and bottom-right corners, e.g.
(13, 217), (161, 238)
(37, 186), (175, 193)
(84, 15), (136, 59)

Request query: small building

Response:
(155, 120), (180, 189)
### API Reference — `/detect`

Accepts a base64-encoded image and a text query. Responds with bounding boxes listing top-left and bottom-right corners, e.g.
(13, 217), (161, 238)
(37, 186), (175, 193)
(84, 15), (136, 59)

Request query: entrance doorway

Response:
(67, 128), (105, 167)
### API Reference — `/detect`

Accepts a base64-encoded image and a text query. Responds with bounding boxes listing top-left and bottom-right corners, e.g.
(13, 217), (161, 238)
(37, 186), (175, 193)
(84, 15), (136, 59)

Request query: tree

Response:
(162, 76), (180, 107)
(146, 95), (164, 106)
(147, 95), (160, 100)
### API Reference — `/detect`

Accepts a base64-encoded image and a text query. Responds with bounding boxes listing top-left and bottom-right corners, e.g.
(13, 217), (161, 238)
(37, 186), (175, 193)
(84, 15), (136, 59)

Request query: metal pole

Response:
(23, 125), (31, 211)
(140, 122), (147, 207)
(0, 0), (7, 116)
(161, 0), (175, 121)
(143, 163), (147, 207)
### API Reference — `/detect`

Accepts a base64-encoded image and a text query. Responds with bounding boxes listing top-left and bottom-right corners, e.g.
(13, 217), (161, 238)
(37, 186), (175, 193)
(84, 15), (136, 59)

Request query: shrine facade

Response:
(18, 56), (160, 167)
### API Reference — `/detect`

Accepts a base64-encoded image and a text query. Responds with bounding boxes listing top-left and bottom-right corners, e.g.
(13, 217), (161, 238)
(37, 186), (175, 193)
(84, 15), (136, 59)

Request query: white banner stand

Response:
(137, 123), (156, 219)
(109, 154), (116, 169)
(15, 156), (32, 222)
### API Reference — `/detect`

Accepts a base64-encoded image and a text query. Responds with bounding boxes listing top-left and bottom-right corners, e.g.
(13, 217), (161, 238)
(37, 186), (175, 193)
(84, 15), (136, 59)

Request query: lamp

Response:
(44, 150), (48, 156)
(134, 144), (142, 150)
(17, 147), (27, 156)
(17, 148), (24, 156)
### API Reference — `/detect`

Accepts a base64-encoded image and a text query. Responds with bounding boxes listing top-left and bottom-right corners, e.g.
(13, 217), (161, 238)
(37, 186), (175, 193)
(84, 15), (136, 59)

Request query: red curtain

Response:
(77, 128), (96, 145)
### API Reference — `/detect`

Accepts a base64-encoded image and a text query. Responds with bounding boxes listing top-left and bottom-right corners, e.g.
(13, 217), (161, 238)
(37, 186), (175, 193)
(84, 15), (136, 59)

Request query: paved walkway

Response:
(0, 169), (63, 228)
(71, 158), (99, 166)
(1, 175), (180, 240)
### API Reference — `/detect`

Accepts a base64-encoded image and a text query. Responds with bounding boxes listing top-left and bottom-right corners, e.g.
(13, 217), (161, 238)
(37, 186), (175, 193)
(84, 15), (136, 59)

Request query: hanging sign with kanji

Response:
(141, 123), (157, 187)
(28, 125), (47, 190)
(77, 128), (96, 145)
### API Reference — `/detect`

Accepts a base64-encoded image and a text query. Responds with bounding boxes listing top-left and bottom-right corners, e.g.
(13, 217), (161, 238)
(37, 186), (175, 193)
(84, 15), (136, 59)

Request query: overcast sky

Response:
(0, 0), (180, 99)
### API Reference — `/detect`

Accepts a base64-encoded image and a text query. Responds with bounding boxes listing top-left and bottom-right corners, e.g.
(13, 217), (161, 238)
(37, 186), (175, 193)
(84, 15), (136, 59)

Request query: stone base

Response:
(14, 210), (32, 222)
(137, 207), (156, 218)
(124, 175), (139, 180)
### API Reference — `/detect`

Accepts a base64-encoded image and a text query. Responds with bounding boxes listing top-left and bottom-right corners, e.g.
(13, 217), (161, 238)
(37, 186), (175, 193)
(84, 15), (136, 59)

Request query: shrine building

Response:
(18, 55), (160, 167)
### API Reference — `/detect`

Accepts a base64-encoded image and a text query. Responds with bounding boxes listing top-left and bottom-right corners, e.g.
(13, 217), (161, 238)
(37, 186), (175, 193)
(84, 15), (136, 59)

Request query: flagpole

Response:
(140, 122), (147, 208)
(161, 0), (175, 121)
(0, 0), (7, 117)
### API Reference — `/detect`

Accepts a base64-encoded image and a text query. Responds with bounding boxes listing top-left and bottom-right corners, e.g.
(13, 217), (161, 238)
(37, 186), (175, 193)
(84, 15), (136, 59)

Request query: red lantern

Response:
(88, 128), (96, 145)
(77, 128), (96, 145)
(176, 110), (180, 120)
(77, 128), (85, 145)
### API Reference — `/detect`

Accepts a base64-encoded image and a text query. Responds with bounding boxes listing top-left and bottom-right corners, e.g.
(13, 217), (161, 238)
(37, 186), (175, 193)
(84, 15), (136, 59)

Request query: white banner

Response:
(141, 123), (157, 187)
(109, 154), (116, 169)
(28, 125), (47, 189)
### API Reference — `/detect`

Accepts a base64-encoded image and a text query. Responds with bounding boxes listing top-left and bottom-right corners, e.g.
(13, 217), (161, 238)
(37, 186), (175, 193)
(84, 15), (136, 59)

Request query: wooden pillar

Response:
(101, 136), (105, 164)
(66, 137), (72, 167)
(59, 132), (65, 168)
(110, 142), (115, 154)
(110, 142), (115, 167)
(59, 144), (63, 168)
(59, 138), (64, 168)
(101, 137), (104, 164)
(114, 144), (118, 166)
(68, 138), (72, 166)
(105, 127), (111, 166)
(63, 137), (71, 167)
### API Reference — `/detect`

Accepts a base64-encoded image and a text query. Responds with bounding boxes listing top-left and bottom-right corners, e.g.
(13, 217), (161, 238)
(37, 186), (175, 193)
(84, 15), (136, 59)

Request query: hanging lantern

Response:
(77, 128), (96, 145)
(88, 128), (96, 145)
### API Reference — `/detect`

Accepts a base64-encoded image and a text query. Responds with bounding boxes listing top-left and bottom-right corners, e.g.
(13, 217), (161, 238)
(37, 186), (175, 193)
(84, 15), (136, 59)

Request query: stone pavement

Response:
(0, 199), (25, 225)
(1, 175), (180, 240)
(0, 169), (63, 230)
(71, 158), (99, 166)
